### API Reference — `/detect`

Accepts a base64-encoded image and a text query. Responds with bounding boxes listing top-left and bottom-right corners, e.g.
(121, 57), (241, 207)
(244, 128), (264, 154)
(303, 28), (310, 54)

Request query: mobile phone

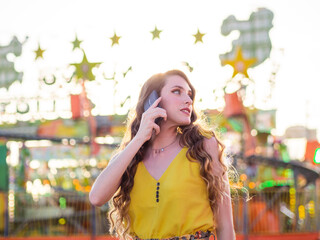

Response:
(143, 90), (162, 125)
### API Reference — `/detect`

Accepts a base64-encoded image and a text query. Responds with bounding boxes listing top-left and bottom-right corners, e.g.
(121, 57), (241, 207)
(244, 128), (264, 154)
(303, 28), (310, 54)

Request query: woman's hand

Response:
(135, 97), (167, 142)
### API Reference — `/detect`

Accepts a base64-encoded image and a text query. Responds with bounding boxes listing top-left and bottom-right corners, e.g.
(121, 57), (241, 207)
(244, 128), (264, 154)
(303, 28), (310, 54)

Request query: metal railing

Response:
(233, 186), (319, 235)
(1, 187), (319, 238)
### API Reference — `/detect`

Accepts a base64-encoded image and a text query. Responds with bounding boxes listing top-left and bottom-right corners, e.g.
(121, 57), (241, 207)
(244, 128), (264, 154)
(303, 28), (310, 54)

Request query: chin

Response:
(179, 119), (191, 126)
(169, 114), (191, 126)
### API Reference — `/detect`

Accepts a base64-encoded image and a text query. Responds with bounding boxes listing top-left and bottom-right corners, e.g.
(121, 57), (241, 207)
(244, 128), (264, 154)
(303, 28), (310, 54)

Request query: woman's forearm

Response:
(89, 136), (145, 206)
(216, 228), (235, 240)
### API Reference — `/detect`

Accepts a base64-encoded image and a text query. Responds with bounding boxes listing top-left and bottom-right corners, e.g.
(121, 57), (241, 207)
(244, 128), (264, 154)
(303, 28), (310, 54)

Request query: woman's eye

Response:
(173, 90), (180, 94)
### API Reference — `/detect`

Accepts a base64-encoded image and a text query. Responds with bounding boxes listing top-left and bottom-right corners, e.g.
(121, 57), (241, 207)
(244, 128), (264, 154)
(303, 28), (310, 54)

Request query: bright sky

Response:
(1, 0), (320, 140)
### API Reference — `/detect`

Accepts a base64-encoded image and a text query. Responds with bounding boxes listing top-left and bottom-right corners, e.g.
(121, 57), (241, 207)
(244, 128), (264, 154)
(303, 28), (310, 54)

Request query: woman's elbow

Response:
(89, 191), (108, 207)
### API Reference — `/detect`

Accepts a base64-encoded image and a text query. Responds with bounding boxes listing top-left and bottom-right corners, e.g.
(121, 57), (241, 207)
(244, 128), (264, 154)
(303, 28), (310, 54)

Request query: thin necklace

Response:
(152, 137), (178, 154)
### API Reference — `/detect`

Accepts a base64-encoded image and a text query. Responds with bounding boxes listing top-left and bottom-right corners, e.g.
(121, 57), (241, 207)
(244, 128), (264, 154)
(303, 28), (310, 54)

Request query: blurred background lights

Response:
(29, 159), (41, 169)
(313, 148), (320, 164)
(58, 218), (66, 225)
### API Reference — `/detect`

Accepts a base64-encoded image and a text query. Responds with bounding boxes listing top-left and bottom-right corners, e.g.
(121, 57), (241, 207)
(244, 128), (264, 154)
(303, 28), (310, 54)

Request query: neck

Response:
(150, 125), (179, 150)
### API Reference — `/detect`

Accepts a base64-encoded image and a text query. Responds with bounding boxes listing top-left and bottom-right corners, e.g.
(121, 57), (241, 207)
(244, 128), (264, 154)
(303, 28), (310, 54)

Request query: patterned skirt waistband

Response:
(132, 230), (215, 240)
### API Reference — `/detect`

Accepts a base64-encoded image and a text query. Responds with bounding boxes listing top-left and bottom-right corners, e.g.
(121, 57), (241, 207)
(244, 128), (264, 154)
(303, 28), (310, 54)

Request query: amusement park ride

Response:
(0, 7), (319, 240)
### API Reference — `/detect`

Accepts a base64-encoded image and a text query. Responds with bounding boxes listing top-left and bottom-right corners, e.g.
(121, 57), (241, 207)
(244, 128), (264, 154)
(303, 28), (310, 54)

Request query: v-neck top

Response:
(128, 147), (214, 239)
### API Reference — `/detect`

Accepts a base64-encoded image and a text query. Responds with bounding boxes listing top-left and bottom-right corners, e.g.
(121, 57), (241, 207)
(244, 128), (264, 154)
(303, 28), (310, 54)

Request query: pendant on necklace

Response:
(154, 148), (164, 154)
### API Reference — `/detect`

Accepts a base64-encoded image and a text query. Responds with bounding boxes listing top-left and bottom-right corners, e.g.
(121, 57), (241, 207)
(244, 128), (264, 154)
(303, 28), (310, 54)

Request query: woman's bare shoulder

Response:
(203, 136), (225, 175)
(203, 136), (219, 157)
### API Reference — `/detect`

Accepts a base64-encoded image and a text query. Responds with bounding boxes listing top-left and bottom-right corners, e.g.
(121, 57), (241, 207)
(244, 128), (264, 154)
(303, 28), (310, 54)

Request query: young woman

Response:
(89, 70), (235, 240)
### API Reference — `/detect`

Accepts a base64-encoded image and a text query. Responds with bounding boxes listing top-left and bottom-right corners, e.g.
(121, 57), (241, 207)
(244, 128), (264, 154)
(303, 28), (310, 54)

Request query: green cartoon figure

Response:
(220, 8), (274, 73)
(0, 36), (27, 89)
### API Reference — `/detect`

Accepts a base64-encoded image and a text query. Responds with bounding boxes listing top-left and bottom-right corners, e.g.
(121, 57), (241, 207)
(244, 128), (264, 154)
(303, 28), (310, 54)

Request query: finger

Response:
(150, 96), (162, 108)
(160, 112), (167, 121)
(153, 124), (160, 135)
(156, 109), (167, 121)
(150, 108), (166, 118)
(149, 112), (167, 123)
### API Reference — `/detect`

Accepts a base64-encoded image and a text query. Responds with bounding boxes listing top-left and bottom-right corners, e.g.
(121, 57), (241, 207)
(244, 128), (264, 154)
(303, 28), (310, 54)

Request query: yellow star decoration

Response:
(221, 46), (257, 78)
(151, 26), (162, 40)
(182, 61), (194, 72)
(193, 29), (205, 44)
(34, 44), (45, 60)
(110, 32), (121, 46)
(72, 35), (83, 51)
(71, 50), (101, 81)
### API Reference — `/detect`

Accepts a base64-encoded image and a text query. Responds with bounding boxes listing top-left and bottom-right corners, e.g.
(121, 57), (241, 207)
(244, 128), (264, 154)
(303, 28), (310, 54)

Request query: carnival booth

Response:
(0, 115), (126, 237)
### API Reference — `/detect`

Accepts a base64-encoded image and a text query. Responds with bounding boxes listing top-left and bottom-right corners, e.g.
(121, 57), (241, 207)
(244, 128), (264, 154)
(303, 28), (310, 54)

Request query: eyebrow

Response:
(171, 85), (192, 95)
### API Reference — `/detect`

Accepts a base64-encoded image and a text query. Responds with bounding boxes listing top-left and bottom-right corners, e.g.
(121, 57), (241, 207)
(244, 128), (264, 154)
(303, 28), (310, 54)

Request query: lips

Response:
(180, 108), (191, 115)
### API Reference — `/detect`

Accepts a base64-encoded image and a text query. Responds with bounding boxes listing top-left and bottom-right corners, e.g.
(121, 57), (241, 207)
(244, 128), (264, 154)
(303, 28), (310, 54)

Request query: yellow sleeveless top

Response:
(128, 147), (214, 239)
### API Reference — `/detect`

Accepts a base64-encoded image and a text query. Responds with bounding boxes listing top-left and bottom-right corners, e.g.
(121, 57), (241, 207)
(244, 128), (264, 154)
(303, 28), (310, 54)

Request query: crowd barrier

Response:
(1, 187), (319, 239)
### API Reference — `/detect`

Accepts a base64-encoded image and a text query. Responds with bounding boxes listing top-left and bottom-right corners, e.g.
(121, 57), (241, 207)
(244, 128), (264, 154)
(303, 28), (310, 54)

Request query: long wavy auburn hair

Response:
(108, 70), (231, 240)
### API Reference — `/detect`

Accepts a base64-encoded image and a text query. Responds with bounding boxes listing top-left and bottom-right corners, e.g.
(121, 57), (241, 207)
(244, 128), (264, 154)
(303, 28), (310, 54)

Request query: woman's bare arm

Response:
(215, 173), (235, 240)
(89, 136), (145, 207)
(204, 137), (235, 240)
(89, 97), (167, 207)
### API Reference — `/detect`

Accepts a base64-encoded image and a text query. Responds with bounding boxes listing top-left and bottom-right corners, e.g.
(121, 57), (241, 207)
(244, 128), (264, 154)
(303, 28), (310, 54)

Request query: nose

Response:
(184, 94), (193, 105)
